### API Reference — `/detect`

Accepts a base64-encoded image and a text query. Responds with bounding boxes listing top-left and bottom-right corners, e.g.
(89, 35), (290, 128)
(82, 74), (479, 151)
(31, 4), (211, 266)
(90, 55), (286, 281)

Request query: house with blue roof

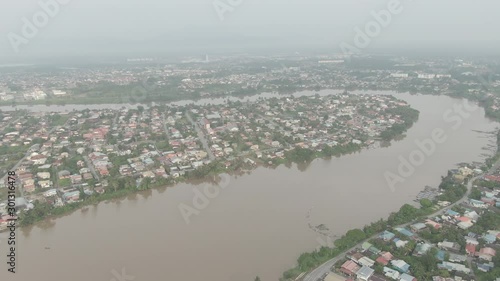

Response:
(445, 209), (460, 217)
(400, 273), (417, 281)
(477, 262), (494, 272)
(469, 199), (487, 208)
(413, 242), (432, 256)
(392, 238), (409, 248)
(394, 227), (414, 238)
(436, 250), (446, 261)
(379, 230), (395, 241)
(391, 259), (410, 273)
(483, 233), (497, 244)
(368, 246), (381, 255)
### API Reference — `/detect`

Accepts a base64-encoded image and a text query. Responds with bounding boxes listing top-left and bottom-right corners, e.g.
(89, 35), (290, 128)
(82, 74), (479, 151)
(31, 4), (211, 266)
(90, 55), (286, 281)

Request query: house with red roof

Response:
(485, 175), (500, 182)
(477, 247), (496, 261)
(425, 219), (442, 229)
(340, 260), (360, 276)
(376, 251), (394, 266)
(466, 243), (477, 256)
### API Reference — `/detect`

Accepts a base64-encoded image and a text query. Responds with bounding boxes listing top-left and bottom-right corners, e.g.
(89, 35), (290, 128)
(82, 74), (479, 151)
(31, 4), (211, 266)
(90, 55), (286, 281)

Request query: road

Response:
(185, 112), (215, 161)
(161, 113), (172, 139)
(1, 148), (33, 198)
(0, 119), (71, 198)
(83, 155), (100, 182)
(302, 157), (500, 281)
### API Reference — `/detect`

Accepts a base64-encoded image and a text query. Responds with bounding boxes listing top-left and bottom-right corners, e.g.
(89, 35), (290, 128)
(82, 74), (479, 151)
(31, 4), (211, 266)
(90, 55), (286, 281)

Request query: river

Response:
(0, 91), (498, 281)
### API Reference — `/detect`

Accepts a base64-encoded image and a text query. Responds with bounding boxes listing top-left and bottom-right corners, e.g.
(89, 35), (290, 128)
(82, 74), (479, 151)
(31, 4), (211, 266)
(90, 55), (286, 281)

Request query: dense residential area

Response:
(0, 56), (498, 116)
(0, 93), (418, 227)
(282, 158), (500, 281)
(0, 55), (498, 281)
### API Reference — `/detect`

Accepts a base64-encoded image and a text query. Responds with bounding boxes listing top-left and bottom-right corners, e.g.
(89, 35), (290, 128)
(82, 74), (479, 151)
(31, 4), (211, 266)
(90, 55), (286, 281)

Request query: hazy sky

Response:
(1, 0), (499, 59)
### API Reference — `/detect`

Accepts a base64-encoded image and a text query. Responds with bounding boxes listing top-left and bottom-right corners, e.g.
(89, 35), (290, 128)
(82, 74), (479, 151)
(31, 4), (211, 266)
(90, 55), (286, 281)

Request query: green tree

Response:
(420, 198), (433, 208)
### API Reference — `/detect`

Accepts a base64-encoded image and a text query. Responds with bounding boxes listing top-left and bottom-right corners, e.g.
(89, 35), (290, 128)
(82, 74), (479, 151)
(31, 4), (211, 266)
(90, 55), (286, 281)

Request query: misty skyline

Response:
(1, 0), (500, 60)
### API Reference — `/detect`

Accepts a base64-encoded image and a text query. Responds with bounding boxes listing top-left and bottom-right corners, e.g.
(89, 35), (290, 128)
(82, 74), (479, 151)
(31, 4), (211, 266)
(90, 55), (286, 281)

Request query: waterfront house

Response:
(367, 246), (381, 255)
(361, 242), (372, 251)
(410, 222), (427, 232)
(379, 230), (395, 241)
(340, 260), (360, 276)
(394, 227), (415, 238)
(425, 219), (442, 229)
(347, 251), (364, 264)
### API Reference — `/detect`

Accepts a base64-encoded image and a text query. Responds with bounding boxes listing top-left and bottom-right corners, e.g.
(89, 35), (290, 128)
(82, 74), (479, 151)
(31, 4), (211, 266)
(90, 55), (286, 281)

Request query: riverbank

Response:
(2, 92), (497, 281)
(281, 131), (500, 281)
(8, 92), (419, 228)
(12, 130), (407, 228)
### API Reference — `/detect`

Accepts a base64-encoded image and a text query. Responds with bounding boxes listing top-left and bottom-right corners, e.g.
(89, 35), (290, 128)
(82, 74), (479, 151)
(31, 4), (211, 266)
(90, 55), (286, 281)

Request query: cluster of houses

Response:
(0, 106), (212, 212)
(331, 232), (417, 281)
(326, 218), (498, 281)
(321, 175), (500, 281)
(191, 94), (413, 162)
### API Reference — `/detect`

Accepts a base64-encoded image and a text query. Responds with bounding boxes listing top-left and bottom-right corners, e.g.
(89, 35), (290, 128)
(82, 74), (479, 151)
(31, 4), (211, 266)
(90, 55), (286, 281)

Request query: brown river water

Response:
(0, 91), (498, 281)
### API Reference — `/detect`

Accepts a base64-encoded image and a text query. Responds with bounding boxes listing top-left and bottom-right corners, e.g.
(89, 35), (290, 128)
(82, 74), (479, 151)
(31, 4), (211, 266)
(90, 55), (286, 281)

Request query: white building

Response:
(24, 90), (47, 100)
(418, 74), (436, 79)
(52, 90), (68, 96)
(390, 73), (409, 78)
